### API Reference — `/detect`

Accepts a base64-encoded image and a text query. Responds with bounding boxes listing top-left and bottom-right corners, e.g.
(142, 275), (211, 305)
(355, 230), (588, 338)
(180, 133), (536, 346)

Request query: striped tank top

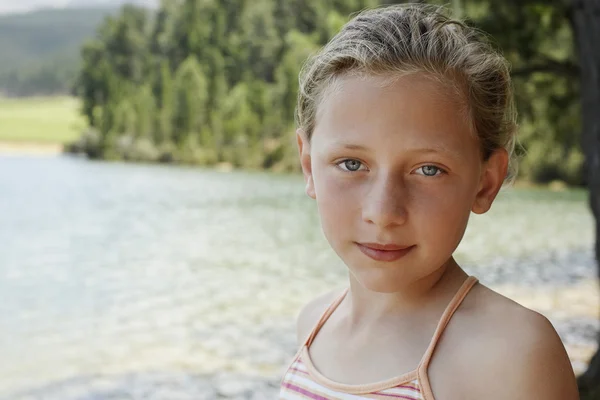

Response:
(279, 276), (479, 399)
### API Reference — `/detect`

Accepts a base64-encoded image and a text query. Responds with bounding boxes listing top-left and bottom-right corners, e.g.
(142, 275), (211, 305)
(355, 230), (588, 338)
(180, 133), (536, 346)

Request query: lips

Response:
(359, 242), (411, 251)
(356, 242), (414, 262)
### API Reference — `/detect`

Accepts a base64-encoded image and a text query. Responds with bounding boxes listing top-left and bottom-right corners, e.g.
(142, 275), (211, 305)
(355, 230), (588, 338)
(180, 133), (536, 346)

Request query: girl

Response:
(279, 4), (579, 400)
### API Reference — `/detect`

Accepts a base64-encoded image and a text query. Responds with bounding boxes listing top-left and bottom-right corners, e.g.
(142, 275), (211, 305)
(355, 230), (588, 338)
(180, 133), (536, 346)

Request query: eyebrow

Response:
(340, 143), (369, 151)
(335, 142), (462, 159)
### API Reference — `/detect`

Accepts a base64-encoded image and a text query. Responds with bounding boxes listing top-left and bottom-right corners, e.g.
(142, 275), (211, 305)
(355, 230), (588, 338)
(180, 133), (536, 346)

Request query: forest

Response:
(68, 0), (584, 185)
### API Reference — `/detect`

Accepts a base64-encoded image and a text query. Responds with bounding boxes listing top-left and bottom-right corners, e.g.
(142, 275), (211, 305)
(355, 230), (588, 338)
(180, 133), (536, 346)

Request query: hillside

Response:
(66, 0), (157, 8)
(0, 7), (119, 96)
(0, 0), (156, 16)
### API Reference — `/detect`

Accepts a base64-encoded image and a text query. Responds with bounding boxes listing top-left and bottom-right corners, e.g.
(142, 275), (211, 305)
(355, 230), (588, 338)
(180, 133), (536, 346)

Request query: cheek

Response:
(313, 164), (352, 201)
(313, 169), (360, 233)
(412, 183), (474, 241)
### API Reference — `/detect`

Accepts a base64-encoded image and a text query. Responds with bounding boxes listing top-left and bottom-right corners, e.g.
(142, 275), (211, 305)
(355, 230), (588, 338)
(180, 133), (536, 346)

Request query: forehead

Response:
(312, 73), (478, 154)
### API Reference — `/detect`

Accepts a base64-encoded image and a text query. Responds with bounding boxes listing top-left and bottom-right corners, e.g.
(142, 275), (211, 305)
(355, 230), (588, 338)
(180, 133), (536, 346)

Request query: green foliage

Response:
(134, 84), (156, 138)
(65, 127), (102, 158)
(70, 0), (585, 184)
(465, 0), (584, 185)
(173, 56), (209, 145)
(157, 60), (174, 143)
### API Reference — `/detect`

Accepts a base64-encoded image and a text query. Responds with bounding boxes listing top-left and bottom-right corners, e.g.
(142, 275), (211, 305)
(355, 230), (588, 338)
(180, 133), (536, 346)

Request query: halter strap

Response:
(419, 276), (479, 368)
(417, 276), (479, 400)
(304, 288), (349, 347)
(304, 276), (478, 353)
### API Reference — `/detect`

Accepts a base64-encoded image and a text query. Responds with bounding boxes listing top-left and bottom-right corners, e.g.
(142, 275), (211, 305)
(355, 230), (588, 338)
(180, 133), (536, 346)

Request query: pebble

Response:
(465, 248), (596, 286)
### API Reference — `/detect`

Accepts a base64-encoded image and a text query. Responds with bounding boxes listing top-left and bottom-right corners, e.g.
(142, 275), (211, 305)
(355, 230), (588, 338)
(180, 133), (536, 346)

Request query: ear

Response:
(472, 148), (509, 214)
(296, 129), (316, 199)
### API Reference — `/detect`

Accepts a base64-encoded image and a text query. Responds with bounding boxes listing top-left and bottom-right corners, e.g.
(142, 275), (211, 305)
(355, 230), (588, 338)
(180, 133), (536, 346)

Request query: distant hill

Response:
(65, 0), (157, 8)
(0, 7), (120, 96)
(0, 7), (117, 74)
(0, 0), (156, 15)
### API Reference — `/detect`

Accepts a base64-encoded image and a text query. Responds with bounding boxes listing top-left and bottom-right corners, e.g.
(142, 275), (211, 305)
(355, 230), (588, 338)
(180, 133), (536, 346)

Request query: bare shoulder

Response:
(444, 283), (579, 399)
(296, 288), (345, 346)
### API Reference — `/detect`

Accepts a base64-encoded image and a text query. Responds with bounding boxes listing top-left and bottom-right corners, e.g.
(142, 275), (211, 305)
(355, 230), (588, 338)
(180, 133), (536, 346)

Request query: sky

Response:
(0, 0), (157, 15)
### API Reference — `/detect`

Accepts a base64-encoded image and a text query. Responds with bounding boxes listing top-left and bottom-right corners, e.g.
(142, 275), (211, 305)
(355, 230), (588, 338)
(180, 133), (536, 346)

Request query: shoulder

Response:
(296, 288), (345, 346)
(441, 283), (579, 399)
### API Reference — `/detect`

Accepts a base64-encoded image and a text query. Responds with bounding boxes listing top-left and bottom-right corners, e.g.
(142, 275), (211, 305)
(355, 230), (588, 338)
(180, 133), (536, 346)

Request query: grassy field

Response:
(0, 96), (86, 144)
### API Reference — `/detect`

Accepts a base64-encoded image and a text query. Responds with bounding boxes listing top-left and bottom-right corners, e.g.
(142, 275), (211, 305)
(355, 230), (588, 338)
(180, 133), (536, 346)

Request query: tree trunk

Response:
(572, 0), (600, 396)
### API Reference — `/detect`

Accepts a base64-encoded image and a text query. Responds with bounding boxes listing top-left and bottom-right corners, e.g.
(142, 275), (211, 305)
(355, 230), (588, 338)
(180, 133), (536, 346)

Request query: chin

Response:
(350, 268), (411, 293)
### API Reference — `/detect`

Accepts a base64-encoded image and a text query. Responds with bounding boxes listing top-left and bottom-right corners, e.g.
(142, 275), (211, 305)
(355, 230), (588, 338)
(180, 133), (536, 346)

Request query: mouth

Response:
(355, 242), (415, 262)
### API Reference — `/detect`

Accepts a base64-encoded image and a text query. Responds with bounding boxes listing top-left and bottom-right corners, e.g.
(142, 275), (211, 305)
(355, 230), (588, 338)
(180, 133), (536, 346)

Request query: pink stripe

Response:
(374, 392), (421, 399)
(384, 384), (421, 392)
(291, 362), (305, 369)
(288, 366), (309, 375)
(281, 382), (332, 400)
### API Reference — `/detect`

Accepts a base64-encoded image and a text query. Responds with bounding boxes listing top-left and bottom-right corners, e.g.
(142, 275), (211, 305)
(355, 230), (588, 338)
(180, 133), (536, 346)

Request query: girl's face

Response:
(297, 73), (507, 293)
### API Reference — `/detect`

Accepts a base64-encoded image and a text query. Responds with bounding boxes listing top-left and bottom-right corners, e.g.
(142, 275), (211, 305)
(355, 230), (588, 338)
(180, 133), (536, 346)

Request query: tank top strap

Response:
(419, 276), (479, 369)
(303, 288), (349, 347)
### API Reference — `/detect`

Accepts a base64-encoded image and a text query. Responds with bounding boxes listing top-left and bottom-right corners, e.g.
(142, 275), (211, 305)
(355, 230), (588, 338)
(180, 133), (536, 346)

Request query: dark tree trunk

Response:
(572, 0), (600, 396)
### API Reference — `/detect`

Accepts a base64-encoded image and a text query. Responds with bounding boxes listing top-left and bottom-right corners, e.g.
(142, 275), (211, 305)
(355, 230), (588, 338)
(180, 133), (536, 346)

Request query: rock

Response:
(214, 374), (262, 398)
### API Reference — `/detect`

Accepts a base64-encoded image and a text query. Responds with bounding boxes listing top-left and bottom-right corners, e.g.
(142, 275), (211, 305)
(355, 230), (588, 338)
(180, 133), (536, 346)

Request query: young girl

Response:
(279, 4), (579, 400)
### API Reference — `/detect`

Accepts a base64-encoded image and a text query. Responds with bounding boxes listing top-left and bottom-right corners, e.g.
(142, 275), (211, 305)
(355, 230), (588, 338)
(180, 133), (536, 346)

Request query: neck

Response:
(344, 258), (468, 328)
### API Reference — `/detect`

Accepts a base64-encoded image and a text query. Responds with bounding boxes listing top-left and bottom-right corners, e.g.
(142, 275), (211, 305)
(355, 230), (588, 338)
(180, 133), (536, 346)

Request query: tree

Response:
(458, 0), (583, 184)
(134, 84), (155, 139)
(72, 0), (594, 177)
(157, 60), (174, 144)
(104, 5), (151, 84)
(569, 0), (600, 396)
(173, 56), (208, 146)
(77, 41), (109, 127)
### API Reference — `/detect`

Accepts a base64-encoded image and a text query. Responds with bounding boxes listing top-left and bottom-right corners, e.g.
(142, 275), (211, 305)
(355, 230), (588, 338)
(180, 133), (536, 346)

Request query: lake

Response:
(0, 154), (595, 398)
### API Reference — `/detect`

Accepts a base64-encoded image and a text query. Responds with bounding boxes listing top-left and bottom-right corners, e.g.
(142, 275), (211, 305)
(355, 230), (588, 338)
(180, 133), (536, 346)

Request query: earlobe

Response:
(472, 149), (509, 214)
(296, 129), (316, 199)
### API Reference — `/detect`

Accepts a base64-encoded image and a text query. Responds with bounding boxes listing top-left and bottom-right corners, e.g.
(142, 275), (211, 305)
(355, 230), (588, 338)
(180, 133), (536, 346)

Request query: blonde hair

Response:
(296, 3), (518, 182)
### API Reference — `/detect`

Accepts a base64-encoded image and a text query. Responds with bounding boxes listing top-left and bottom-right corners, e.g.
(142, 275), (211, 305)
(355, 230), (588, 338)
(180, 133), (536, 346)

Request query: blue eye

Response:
(416, 165), (443, 176)
(338, 159), (365, 172)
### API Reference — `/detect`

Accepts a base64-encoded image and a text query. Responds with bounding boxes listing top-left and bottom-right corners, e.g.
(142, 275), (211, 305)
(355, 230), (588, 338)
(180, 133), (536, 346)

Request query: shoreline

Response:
(0, 141), (64, 156)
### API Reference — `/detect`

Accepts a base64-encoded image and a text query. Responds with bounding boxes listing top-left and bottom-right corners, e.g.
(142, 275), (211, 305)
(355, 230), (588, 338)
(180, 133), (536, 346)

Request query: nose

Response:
(361, 173), (408, 228)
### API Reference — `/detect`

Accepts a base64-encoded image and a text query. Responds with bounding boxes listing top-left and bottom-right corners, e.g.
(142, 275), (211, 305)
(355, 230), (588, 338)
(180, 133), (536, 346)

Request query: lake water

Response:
(0, 154), (595, 397)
